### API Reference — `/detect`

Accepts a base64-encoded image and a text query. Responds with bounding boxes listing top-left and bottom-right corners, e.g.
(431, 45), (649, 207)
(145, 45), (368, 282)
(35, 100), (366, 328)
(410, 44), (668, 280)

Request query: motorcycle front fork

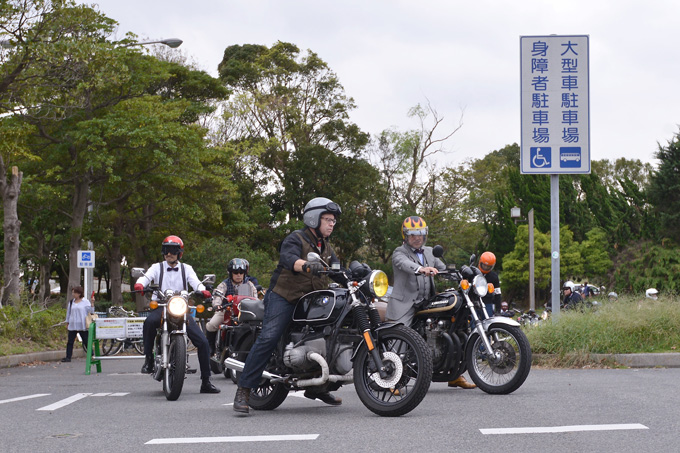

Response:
(463, 294), (497, 360)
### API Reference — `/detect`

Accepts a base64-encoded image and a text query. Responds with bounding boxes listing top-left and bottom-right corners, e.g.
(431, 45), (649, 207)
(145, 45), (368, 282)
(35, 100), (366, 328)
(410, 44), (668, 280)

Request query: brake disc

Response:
(369, 351), (403, 388)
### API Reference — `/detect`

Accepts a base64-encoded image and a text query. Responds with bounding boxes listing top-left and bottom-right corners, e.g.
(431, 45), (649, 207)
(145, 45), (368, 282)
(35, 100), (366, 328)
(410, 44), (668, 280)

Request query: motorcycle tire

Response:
(229, 335), (255, 385)
(248, 351), (289, 411)
(163, 335), (187, 401)
(465, 324), (531, 395)
(353, 324), (432, 417)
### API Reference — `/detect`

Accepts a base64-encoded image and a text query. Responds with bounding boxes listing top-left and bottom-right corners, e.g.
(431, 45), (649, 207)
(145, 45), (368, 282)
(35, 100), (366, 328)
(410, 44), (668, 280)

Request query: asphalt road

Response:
(1, 354), (678, 453)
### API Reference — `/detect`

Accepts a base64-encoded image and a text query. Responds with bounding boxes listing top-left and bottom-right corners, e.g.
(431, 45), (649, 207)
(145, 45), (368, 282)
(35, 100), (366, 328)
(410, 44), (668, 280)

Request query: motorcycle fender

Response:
(481, 316), (521, 331)
(350, 322), (401, 362)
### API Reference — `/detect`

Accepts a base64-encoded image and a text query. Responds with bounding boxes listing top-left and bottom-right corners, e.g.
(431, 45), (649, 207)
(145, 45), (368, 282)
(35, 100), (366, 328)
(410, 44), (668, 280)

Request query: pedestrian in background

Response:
(62, 285), (93, 362)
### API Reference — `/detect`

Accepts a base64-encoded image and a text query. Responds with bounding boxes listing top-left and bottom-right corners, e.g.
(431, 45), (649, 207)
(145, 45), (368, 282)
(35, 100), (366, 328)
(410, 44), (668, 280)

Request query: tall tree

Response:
(648, 131), (680, 243)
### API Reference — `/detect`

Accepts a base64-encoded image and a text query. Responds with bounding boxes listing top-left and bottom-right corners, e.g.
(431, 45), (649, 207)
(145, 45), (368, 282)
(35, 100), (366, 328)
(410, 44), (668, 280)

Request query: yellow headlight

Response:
(370, 270), (389, 298)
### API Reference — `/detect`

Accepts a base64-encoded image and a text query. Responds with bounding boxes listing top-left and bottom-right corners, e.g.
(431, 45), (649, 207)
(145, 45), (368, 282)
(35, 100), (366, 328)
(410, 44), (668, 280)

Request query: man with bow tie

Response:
(386, 216), (476, 390)
(134, 235), (220, 394)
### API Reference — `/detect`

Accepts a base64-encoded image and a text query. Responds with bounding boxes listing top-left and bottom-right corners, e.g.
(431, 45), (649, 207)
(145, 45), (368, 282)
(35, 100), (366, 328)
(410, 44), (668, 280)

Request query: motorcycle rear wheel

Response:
(353, 325), (432, 417)
(163, 335), (187, 401)
(465, 324), (531, 394)
(248, 351), (289, 411)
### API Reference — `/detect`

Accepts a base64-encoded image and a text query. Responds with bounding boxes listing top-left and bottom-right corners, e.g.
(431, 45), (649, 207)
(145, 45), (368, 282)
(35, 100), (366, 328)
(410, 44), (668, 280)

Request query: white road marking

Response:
(90, 393), (111, 397)
(37, 393), (91, 411)
(146, 434), (319, 444)
(109, 392), (129, 396)
(222, 391), (309, 406)
(480, 423), (649, 435)
(0, 394), (51, 405)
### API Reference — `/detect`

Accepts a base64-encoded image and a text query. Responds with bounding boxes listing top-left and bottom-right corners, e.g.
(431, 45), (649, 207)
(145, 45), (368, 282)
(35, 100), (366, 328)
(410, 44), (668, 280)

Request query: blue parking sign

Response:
(77, 250), (95, 268)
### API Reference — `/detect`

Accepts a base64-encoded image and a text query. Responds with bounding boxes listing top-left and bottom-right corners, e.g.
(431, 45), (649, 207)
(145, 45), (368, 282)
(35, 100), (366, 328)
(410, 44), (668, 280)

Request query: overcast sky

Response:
(84, 0), (680, 167)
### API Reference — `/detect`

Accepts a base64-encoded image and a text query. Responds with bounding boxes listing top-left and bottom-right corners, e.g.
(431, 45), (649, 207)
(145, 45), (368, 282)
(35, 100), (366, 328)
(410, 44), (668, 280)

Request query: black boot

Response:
(141, 355), (154, 374)
(233, 387), (250, 414)
(200, 377), (220, 394)
(206, 330), (217, 357)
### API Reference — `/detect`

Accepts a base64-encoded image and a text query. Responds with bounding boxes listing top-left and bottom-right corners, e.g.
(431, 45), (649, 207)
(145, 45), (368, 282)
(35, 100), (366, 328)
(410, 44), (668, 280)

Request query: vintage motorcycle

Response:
(225, 253), (433, 417)
(131, 268), (215, 401)
(409, 246), (531, 394)
(206, 290), (262, 385)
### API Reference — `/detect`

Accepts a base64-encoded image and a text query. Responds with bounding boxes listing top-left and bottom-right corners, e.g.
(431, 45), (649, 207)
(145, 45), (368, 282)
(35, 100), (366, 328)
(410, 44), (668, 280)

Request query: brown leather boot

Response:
(233, 387), (251, 414)
(448, 376), (477, 389)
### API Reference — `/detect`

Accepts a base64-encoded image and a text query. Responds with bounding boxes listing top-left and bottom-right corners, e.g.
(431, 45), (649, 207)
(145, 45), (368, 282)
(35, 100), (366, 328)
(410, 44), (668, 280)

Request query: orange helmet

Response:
(479, 251), (496, 274)
(162, 235), (184, 259)
(402, 216), (428, 239)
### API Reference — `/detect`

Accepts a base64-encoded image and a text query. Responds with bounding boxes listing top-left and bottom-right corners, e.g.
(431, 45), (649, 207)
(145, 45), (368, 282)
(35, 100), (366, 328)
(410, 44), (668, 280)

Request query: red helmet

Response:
(479, 251), (496, 274)
(162, 235), (184, 259)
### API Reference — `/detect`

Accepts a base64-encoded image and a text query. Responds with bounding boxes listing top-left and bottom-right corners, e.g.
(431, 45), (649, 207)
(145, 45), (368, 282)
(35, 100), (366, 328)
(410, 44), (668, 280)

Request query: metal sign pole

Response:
(528, 208), (535, 311)
(550, 175), (560, 321)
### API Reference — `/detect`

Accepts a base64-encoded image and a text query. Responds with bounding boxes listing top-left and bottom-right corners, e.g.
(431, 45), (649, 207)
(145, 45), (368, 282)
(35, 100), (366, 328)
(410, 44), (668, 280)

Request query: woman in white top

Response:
(62, 285), (93, 362)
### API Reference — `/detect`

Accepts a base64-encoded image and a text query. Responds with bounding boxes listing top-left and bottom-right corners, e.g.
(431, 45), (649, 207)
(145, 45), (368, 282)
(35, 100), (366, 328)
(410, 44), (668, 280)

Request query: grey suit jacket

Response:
(386, 243), (446, 321)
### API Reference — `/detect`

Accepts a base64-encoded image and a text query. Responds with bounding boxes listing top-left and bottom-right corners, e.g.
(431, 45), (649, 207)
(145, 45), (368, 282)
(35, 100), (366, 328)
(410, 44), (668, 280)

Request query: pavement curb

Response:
(533, 353), (680, 368)
(0, 348), (85, 368)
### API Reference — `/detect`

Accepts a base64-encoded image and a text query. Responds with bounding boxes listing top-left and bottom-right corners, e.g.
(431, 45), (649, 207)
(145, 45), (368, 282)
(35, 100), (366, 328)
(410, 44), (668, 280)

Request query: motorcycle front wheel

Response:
(353, 325), (432, 417)
(248, 349), (289, 411)
(163, 335), (187, 401)
(465, 324), (531, 394)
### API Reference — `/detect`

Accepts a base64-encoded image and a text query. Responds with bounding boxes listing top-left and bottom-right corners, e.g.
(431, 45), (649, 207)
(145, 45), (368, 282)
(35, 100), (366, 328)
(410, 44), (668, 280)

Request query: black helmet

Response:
(303, 197), (341, 229)
(228, 258), (248, 276)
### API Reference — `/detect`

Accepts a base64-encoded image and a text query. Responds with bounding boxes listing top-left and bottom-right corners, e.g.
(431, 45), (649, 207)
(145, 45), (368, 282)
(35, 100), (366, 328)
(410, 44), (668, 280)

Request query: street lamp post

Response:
(120, 38), (183, 48)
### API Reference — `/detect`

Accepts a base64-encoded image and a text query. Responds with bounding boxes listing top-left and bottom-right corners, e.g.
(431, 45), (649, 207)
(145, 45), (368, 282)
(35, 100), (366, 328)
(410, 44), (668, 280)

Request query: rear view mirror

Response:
(131, 267), (145, 279)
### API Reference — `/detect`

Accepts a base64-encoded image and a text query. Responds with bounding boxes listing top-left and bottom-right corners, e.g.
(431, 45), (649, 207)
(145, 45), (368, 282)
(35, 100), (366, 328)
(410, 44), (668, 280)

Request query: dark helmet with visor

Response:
(162, 235), (184, 259)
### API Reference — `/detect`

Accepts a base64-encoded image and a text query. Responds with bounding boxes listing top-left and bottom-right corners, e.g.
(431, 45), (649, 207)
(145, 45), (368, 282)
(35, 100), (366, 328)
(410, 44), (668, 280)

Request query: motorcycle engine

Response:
(332, 343), (354, 375)
(426, 318), (450, 366)
(283, 338), (326, 372)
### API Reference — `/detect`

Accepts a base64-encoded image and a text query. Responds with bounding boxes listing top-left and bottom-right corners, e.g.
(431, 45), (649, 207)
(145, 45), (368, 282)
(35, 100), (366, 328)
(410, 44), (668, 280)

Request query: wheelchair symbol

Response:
(530, 147), (551, 168)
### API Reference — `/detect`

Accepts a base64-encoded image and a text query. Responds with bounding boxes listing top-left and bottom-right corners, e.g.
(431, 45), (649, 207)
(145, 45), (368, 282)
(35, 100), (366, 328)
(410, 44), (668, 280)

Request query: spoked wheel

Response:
(100, 339), (123, 356)
(248, 351), (289, 411)
(163, 335), (187, 401)
(466, 324), (532, 394)
(132, 339), (145, 355)
(353, 325), (432, 417)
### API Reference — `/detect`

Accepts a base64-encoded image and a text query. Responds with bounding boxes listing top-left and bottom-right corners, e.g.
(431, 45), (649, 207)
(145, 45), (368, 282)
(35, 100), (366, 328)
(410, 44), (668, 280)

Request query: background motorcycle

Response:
(131, 268), (214, 401)
(409, 246), (532, 394)
(225, 253), (433, 417)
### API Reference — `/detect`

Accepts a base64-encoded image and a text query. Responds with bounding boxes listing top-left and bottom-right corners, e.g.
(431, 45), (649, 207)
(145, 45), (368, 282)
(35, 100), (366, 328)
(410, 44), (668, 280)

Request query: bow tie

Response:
(167, 267), (179, 272)
(413, 248), (424, 254)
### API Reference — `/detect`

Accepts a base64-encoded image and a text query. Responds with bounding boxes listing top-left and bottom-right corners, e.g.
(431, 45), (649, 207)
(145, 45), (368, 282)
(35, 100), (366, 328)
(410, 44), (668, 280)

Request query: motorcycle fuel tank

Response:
(293, 290), (348, 325)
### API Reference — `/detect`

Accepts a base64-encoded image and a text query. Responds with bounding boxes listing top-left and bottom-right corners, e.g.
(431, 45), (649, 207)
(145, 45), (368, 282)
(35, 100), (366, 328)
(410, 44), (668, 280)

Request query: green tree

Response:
(649, 131), (680, 243)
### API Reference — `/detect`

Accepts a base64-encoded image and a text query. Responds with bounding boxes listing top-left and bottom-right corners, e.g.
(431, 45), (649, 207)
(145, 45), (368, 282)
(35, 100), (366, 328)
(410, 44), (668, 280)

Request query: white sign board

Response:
(125, 318), (145, 339)
(77, 250), (95, 268)
(95, 318), (126, 339)
(520, 35), (590, 174)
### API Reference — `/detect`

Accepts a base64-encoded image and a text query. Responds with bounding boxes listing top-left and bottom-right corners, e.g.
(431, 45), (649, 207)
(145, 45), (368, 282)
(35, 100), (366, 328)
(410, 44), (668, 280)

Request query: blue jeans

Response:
(238, 290), (295, 389)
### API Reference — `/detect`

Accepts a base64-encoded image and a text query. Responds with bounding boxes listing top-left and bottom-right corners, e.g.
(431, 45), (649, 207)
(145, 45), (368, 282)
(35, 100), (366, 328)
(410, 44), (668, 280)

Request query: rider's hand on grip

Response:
(134, 283), (144, 293)
(201, 290), (212, 299)
(302, 262), (324, 276)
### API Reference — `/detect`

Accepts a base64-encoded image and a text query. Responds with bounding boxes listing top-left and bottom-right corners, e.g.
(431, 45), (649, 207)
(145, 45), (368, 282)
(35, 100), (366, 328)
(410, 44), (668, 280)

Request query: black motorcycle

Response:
(131, 268), (215, 401)
(410, 246), (531, 394)
(225, 253), (433, 417)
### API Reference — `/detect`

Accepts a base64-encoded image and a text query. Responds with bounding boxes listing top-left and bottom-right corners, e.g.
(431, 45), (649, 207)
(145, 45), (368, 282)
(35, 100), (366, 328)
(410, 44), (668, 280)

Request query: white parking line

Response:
(37, 393), (91, 411)
(0, 394), (51, 405)
(146, 434), (319, 445)
(480, 423), (649, 435)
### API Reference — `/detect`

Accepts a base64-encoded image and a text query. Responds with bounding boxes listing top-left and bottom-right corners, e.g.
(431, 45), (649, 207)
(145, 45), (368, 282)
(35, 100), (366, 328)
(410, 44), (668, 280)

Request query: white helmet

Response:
(645, 288), (658, 300)
(562, 281), (575, 292)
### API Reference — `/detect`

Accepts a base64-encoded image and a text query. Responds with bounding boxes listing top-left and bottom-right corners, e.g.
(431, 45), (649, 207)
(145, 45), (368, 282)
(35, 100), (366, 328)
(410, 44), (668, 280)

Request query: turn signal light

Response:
(460, 279), (470, 290)
(149, 300), (158, 310)
(488, 283), (495, 293)
(196, 304), (205, 313)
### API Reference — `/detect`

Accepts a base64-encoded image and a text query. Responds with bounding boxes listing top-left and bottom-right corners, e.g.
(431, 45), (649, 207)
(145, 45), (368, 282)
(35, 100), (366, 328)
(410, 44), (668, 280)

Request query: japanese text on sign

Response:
(520, 35), (590, 174)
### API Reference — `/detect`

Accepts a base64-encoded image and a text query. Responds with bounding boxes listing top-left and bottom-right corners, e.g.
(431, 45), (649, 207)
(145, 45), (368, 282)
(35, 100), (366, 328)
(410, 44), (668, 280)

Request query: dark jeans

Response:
(143, 308), (211, 379)
(66, 330), (89, 359)
(239, 290), (295, 389)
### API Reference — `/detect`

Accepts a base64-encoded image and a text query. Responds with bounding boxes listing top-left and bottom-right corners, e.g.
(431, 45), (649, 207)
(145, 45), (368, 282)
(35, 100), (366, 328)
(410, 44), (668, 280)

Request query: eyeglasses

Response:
(232, 270), (246, 275)
(321, 216), (337, 225)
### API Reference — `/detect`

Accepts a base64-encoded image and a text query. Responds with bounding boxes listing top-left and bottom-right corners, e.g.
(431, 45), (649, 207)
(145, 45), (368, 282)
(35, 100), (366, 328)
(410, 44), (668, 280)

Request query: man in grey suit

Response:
(386, 215), (476, 390)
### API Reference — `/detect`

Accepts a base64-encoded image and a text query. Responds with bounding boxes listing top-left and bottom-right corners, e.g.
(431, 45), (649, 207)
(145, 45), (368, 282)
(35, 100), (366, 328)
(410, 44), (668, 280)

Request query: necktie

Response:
(413, 248), (424, 254)
(167, 267), (179, 272)
(414, 248), (424, 265)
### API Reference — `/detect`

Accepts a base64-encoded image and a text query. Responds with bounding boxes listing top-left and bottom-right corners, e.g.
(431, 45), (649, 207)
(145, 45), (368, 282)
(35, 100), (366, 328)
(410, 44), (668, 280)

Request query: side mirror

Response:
(469, 254), (477, 266)
(432, 245), (444, 258)
(307, 252), (321, 262)
(131, 267), (145, 279)
(202, 274), (216, 285)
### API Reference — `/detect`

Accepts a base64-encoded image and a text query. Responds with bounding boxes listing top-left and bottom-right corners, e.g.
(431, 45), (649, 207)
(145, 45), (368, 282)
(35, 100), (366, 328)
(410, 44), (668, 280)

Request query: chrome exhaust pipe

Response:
(224, 357), (284, 381)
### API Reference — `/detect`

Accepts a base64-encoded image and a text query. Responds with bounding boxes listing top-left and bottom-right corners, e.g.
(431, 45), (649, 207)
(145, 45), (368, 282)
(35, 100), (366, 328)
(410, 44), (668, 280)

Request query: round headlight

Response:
(473, 275), (488, 297)
(369, 270), (389, 298)
(167, 296), (188, 316)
